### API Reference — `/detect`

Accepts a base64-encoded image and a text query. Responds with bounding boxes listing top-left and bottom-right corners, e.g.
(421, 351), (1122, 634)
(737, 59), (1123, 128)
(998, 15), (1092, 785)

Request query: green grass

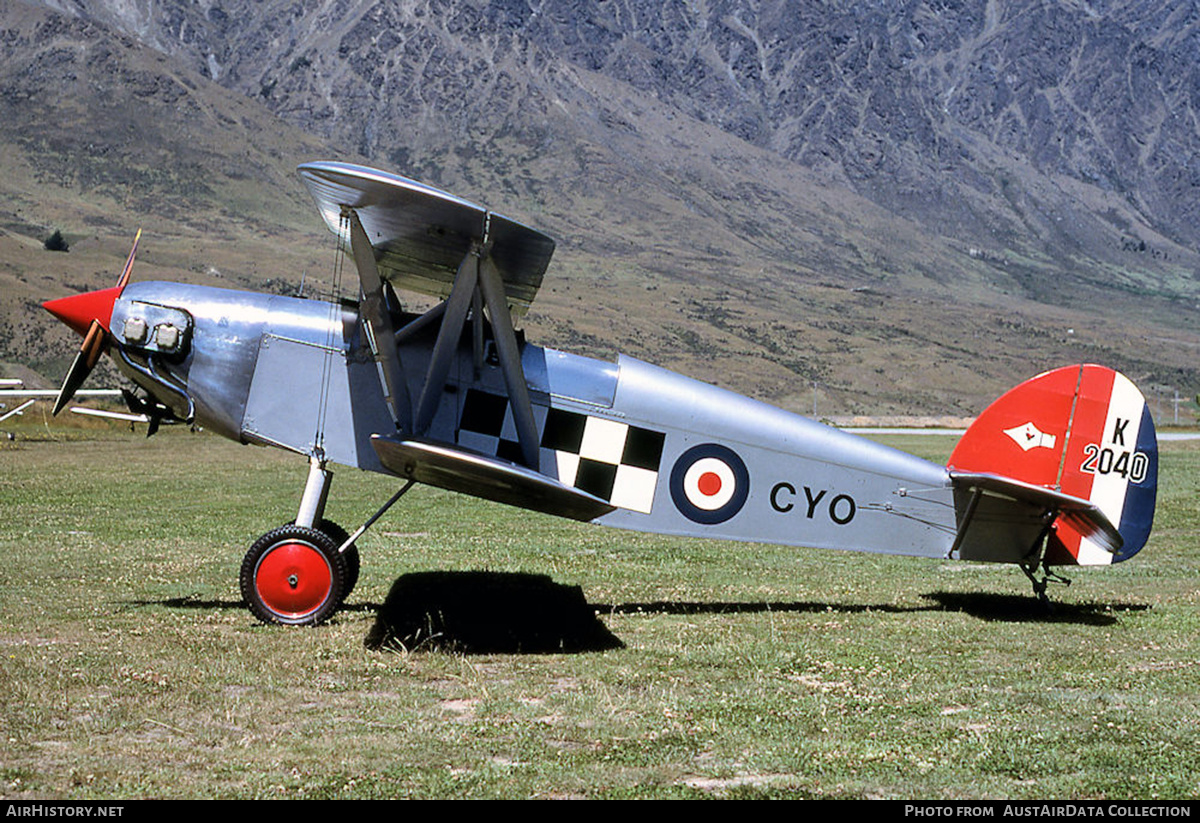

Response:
(1, 428), (1198, 799)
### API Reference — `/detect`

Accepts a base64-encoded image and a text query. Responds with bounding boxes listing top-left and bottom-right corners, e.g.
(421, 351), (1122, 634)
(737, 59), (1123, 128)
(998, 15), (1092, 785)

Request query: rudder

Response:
(948, 364), (1157, 565)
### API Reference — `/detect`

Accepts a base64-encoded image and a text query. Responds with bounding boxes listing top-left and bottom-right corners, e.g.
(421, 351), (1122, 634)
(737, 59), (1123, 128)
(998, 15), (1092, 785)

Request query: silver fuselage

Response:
(111, 281), (974, 561)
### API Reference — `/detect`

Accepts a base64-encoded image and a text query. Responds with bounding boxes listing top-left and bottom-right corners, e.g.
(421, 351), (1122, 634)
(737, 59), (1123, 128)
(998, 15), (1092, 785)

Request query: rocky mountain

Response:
(3, 0), (1199, 417)
(57, 0), (1200, 251)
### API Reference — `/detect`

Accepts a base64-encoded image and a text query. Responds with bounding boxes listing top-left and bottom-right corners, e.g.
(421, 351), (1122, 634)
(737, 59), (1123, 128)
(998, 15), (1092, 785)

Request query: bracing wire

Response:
(312, 214), (347, 454)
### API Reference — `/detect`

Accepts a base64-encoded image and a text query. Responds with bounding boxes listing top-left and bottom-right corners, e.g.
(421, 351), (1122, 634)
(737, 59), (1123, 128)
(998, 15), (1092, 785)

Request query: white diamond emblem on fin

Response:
(1004, 422), (1057, 452)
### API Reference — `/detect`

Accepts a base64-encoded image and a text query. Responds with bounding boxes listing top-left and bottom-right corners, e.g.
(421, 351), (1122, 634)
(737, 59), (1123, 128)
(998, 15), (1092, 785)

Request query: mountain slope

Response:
(3, 0), (1199, 418)
(66, 0), (1200, 257)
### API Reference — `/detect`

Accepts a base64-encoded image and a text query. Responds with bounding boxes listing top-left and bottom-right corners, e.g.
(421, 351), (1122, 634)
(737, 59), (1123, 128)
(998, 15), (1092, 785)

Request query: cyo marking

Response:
(769, 482), (856, 525)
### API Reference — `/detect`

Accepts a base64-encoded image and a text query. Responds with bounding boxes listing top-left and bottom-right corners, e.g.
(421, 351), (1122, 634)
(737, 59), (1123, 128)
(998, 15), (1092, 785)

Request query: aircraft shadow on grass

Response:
(363, 571), (624, 653)
(917, 591), (1147, 625)
(129, 572), (1147, 653)
(599, 590), (1143, 627)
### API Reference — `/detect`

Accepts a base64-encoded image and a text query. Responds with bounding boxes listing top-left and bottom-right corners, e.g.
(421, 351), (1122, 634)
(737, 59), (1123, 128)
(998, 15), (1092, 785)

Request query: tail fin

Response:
(948, 365), (1157, 565)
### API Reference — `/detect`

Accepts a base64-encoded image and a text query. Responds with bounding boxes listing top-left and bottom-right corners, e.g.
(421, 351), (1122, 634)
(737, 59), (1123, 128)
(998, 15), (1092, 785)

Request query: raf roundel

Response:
(670, 444), (750, 524)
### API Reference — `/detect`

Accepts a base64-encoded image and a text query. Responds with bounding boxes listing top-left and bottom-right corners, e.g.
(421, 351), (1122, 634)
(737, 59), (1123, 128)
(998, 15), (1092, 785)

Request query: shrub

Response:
(44, 229), (69, 252)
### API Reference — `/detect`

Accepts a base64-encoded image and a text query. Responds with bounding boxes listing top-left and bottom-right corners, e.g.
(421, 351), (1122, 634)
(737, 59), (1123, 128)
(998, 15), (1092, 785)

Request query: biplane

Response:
(40, 162), (1157, 625)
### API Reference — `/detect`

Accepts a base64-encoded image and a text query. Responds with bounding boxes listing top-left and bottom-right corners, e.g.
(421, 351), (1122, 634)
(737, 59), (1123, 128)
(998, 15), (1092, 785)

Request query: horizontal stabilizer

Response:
(950, 471), (1122, 559)
(298, 162), (555, 312)
(371, 435), (616, 522)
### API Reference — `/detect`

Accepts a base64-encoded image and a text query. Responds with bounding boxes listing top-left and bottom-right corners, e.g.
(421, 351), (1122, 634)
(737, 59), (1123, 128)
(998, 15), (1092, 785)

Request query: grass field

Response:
(1, 425), (1197, 799)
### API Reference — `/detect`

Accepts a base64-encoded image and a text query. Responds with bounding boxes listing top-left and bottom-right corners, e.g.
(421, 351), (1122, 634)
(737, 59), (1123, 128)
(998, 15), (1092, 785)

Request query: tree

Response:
(44, 229), (69, 252)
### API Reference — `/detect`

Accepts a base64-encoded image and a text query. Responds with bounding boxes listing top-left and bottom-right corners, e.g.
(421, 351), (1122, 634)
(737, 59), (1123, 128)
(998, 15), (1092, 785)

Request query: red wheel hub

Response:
(254, 540), (333, 619)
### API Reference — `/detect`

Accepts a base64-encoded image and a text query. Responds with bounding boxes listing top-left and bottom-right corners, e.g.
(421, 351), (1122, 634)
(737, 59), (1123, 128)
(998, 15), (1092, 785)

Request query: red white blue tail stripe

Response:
(948, 365), (1157, 565)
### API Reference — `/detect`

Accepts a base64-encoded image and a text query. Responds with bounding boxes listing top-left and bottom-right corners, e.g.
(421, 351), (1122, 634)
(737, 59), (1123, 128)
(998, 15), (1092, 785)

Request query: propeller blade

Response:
(115, 228), (142, 290)
(52, 320), (107, 415)
(47, 230), (141, 416)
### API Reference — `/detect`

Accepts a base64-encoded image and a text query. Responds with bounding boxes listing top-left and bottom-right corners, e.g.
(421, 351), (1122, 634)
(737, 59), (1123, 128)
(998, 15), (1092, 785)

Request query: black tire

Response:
(240, 524), (346, 626)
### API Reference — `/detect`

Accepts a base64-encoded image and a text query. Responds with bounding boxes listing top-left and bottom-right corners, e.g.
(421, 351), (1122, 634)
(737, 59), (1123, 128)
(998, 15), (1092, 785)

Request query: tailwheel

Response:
(1020, 559), (1071, 614)
(241, 525), (346, 625)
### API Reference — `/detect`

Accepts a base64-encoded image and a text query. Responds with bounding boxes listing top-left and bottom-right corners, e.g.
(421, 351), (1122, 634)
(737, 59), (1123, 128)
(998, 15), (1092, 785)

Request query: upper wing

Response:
(298, 161), (555, 312)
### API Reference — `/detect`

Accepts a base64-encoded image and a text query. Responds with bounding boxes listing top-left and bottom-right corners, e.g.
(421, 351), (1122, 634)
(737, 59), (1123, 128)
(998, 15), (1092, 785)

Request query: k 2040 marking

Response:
(1080, 443), (1150, 484)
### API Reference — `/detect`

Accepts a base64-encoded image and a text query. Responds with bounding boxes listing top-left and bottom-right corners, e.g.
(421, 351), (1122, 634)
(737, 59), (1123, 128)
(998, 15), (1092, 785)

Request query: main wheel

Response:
(241, 525), (346, 625)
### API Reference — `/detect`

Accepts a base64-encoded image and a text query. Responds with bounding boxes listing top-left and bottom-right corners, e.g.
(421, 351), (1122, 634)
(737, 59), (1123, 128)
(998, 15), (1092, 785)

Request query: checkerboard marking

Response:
(457, 389), (665, 514)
